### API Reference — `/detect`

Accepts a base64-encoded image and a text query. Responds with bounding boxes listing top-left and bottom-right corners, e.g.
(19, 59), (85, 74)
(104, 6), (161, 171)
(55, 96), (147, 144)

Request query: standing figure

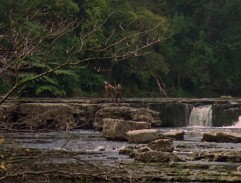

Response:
(104, 81), (115, 103)
(115, 84), (123, 103)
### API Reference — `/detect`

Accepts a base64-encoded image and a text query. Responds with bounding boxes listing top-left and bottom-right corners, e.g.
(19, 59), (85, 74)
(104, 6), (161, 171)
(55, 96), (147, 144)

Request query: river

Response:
(1, 109), (241, 182)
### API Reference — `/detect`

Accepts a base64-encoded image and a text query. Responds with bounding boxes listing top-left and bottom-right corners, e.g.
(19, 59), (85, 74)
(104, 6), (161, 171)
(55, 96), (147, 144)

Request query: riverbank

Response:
(1, 127), (241, 182)
(1, 97), (241, 130)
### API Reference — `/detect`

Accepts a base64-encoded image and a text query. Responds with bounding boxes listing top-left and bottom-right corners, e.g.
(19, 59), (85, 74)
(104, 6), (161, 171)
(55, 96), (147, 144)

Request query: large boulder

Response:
(94, 106), (161, 129)
(126, 129), (159, 143)
(201, 131), (241, 143)
(147, 139), (174, 152)
(17, 103), (76, 130)
(102, 118), (151, 140)
(119, 138), (177, 162)
(160, 130), (185, 140)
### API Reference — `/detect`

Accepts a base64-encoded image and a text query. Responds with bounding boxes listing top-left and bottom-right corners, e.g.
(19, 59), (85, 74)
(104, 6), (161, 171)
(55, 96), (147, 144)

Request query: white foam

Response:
(188, 105), (212, 127)
(225, 116), (241, 128)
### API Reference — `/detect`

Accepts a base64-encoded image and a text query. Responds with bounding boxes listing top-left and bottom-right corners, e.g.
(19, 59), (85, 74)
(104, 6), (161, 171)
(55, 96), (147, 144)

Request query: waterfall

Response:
(188, 105), (212, 127)
(184, 104), (194, 126)
(226, 116), (241, 128)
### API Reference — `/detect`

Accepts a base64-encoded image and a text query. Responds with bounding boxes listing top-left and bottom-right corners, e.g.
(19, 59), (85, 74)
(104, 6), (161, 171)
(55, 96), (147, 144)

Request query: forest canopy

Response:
(0, 0), (240, 100)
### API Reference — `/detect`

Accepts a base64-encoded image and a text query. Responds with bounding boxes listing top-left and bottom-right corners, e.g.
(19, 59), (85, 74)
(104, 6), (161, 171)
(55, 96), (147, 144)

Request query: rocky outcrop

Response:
(160, 130), (185, 140)
(149, 103), (193, 127)
(17, 103), (76, 130)
(134, 151), (181, 162)
(212, 103), (241, 127)
(71, 103), (101, 129)
(119, 138), (180, 163)
(147, 139), (174, 152)
(1, 97), (241, 129)
(126, 129), (159, 143)
(201, 131), (241, 143)
(94, 106), (161, 129)
(102, 118), (151, 140)
(192, 150), (241, 163)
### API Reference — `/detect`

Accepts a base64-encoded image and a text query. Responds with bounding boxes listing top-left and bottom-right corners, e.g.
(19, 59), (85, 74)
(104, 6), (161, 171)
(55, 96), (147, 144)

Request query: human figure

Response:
(104, 81), (115, 103)
(115, 83), (123, 103)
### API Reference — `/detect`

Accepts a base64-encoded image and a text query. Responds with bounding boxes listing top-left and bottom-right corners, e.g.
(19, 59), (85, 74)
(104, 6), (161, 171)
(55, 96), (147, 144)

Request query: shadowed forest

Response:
(0, 0), (240, 101)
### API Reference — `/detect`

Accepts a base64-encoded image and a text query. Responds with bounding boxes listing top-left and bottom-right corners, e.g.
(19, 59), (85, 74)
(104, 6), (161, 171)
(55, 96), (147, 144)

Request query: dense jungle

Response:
(0, 0), (241, 101)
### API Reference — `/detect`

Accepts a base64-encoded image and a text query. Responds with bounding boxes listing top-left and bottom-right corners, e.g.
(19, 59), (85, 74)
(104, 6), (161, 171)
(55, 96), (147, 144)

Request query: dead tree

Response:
(0, 4), (171, 105)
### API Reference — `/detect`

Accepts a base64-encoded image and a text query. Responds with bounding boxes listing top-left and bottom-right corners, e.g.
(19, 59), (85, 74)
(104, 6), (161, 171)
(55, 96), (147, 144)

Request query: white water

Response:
(188, 105), (212, 127)
(226, 116), (241, 128)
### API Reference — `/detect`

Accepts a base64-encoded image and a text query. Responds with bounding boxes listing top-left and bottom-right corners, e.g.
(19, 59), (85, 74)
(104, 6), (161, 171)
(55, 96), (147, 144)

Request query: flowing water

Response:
(1, 105), (241, 182)
(1, 126), (241, 165)
(188, 105), (212, 127)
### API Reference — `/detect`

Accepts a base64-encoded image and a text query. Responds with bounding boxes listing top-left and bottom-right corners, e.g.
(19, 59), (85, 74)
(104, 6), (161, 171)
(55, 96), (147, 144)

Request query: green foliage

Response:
(0, 0), (240, 98)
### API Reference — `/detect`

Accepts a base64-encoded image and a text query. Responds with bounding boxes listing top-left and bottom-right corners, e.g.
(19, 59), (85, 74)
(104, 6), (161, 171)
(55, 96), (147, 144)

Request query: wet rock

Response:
(94, 106), (161, 129)
(201, 131), (241, 143)
(102, 118), (151, 140)
(212, 103), (241, 127)
(147, 139), (174, 152)
(126, 129), (159, 143)
(93, 146), (106, 151)
(160, 130), (185, 140)
(119, 145), (137, 155)
(134, 151), (181, 162)
(150, 103), (193, 127)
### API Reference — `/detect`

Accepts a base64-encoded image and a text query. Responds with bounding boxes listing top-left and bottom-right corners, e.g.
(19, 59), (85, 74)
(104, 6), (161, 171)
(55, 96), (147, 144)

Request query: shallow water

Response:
(1, 127), (241, 165)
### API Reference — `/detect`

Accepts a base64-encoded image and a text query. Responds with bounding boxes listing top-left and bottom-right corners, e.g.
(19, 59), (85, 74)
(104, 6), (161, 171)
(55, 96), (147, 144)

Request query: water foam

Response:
(225, 116), (241, 128)
(188, 105), (212, 127)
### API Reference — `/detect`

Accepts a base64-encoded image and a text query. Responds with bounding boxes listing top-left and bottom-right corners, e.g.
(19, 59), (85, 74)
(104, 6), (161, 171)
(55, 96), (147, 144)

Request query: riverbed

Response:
(1, 126), (241, 182)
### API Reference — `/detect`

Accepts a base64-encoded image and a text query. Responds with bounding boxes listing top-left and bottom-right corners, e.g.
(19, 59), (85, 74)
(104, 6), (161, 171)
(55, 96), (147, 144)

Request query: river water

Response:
(2, 125), (241, 167)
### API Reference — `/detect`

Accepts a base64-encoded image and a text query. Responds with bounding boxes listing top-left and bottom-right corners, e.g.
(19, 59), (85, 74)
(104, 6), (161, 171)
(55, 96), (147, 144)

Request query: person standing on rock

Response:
(104, 81), (115, 103)
(115, 83), (123, 103)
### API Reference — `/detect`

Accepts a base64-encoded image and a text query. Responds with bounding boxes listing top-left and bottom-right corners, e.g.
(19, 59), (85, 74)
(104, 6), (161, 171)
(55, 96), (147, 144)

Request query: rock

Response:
(71, 103), (101, 129)
(119, 145), (137, 155)
(237, 166), (241, 172)
(93, 146), (106, 151)
(201, 131), (241, 143)
(102, 118), (151, 140)
(94, 106), (161, 129)
(17, 103), (76, 130)
(212, 103), (241, 127)
(126, 129), (160, 143)
(134, 151), (181, 162)
(150, 103), (193, 127)
(147, 139), (174, 152)
(192, 150), (241, 163)
(160, 130), (185, 140)
(0, 102), (18, 124)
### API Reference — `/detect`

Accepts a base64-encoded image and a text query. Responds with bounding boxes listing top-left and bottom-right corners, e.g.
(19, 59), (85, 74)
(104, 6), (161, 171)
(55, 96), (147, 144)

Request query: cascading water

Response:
(226, 116), (241, 128)
(184, 104), (194, 126)
(188, 105), (212, 127)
